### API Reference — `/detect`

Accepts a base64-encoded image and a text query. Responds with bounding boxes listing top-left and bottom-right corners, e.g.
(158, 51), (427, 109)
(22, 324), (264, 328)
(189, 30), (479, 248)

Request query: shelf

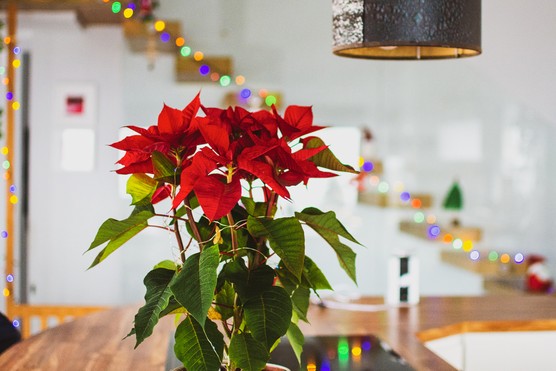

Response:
(399, 219), (482, 242)
(440, 249), (526, 277)
(123, 20), (183, 53)
(359, 192), (433, 208)
(175, 55), (233, 83)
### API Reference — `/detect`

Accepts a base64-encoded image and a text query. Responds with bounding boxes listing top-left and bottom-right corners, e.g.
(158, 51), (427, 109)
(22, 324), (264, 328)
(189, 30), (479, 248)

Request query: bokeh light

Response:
(462, 240), (473, 252)
(193, 51), (204, 61)
(160, 32), (170, 43)
(368, 175), (380, 186)
(426, 214), (437, 224)
(413, 212), (425, 223)
(154, 20), (166, 32)
(488, 251), (499, 262)
(219, 75), (231, 87)
(428, 225), (441, 238)
(265, 95), (277, 106)
(377, 181), (389, 193)
(111, 1), (122, 13)
(400, 191), (411, 202)
(411, 199), (422, 208)
(180, 46), (191, 57)
(240, 88), (251, 99)
(452, 238), (463, 249)
(235, 75), (245, 85)
(199, 65), (210, 75)
(123, 8), (133, 18)
(514, 253), (525, 264)
(362, 161), (374, 172)
(500, 253), (510, 264)
(470, 250), (480, 261)
(175, 37), (185, 47)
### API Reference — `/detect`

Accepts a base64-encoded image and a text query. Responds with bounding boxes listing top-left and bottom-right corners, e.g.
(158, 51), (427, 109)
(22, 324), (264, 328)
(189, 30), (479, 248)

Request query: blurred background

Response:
(1, 0), (556, 312)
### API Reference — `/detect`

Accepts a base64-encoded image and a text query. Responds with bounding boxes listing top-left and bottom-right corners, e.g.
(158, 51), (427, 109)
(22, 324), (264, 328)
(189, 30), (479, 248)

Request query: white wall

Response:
(2, 0), (556, 307)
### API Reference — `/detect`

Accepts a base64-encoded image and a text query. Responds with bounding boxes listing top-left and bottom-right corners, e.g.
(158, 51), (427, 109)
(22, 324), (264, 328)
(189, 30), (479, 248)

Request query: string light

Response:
(193, 51), (204, 61)
(159, 32), (170, 43)
(0, 31), (22, 302)
(356, 162), (530, 265)
(123, 8), (134, 18)
(154, 20), (166, 32)
(111, 1), (122, 13)
(175, 37), (185, 47)
(87, 0), (532, 266)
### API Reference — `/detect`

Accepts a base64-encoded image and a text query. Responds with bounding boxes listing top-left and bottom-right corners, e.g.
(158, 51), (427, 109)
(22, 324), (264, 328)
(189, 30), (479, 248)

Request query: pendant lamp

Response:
(332, 0), (481, 60)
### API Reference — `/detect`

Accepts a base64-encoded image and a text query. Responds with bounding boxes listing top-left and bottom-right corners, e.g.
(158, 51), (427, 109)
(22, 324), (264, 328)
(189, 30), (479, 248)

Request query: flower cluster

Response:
(112, 93), (339, 220)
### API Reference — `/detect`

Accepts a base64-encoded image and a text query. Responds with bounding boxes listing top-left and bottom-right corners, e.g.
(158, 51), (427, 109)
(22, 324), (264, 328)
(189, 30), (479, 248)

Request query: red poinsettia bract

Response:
(113, 94), (339, 221)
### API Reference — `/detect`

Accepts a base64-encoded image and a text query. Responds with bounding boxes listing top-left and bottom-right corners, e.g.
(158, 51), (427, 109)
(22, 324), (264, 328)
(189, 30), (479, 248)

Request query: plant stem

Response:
(185, 197), (204, 251)
(173, 208), (186, 264)
(227, 212), (238, 255)
(153, 213), (189, 223)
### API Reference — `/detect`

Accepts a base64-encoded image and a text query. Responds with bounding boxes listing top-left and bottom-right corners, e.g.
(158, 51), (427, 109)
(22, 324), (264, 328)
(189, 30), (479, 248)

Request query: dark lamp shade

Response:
(332, 0), (481, 60)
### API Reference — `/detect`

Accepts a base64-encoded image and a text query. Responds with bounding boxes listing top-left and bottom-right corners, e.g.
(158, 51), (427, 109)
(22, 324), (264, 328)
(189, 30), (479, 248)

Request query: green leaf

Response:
(130, 203), (155, 216)
(174, 316), (222, 371)
(214, 281), (235, 320)
(297, 207), (361, 245)
(286, 322), (305, 365)
(247, 216), (305, 280)
(171, 245), (220, 327)
(275, 265), (310, 322)
(126, 173), (157, 205)
(152, 150), (178, 182)
(133, 268), (176, 347)
(303, 257), (332, 291)
(296, 208), (359, 283)
(86, 210), (154, 268)
(228, 332), (269, 371)
(243, 286), (292, 350)
(159, 297), (184, 317)
(241, 197), (275, 217)
(291, 285), (310, 323)
(304, 137), (358, 174)
(220, 259), (275, 301)
(153, 260), (178, 271)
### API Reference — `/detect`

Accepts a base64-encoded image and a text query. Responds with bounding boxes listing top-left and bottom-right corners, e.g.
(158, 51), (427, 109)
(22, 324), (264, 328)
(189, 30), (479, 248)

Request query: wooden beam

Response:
(0, 0), (99, 11)
(5, 1), (17, 320)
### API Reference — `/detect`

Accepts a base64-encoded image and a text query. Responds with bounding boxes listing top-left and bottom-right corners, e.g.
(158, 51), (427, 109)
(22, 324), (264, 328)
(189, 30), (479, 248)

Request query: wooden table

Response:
(1, 296), (555, 371)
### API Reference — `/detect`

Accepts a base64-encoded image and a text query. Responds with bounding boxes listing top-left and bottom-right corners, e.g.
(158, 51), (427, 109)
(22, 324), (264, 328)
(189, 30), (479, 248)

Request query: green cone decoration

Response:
(443, 181), (463, 210)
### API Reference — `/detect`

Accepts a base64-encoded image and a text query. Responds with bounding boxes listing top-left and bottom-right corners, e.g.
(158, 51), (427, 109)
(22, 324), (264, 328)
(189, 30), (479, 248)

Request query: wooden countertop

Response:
(1, 296), (555, 371)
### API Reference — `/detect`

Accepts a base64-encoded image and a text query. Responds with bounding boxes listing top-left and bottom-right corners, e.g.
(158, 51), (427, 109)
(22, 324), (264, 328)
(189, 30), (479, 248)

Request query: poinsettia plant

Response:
(86, 93), (361, 371)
